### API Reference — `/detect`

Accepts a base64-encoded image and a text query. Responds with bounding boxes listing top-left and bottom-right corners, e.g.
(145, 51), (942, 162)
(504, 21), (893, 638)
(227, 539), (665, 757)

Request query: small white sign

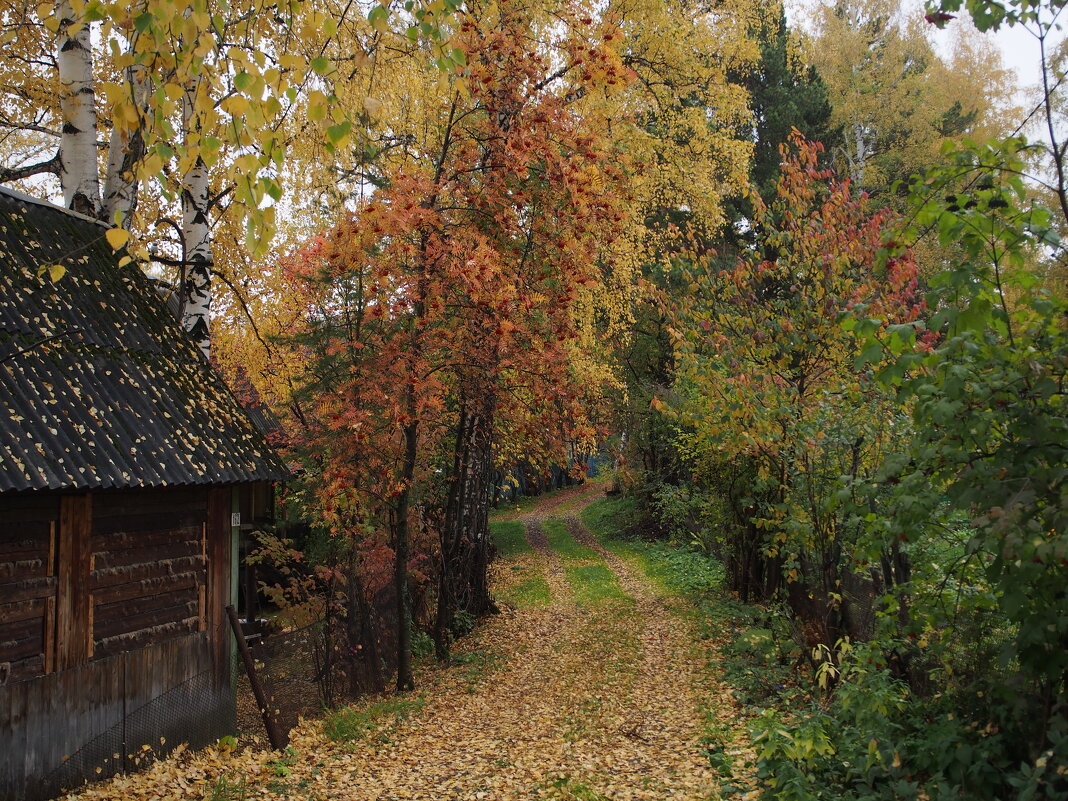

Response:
(231, 512), (241, 527)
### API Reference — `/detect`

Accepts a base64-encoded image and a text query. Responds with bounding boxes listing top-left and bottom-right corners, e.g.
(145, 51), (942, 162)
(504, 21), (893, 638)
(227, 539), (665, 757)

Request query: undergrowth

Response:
(322, 695), (425, 746)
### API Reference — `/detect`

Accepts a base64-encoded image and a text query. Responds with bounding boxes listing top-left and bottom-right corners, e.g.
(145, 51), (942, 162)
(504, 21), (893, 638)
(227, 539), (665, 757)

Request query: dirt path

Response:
(68, 484), (731, 801)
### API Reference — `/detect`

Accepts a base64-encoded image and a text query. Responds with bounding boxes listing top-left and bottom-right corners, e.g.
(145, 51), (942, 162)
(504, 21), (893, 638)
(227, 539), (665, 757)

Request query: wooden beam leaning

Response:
(225, 604), (286, 750)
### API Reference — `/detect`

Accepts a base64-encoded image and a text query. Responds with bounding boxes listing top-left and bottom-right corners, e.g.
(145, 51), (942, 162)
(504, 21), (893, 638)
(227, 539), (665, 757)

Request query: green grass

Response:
(322, 695), (424, 745)
(499, 570), (552, 607)
(580, 495), (640, 540)
(580, 491), (795, 793)
(491, 520), (551, 608)
(581, 497), (723, 596)
(541, 517), (632, 607)
(490, 519), (531, 556)
(209, 774), (248, 801)
(542, 519), (598, 561)
(567, 563), (631, 607)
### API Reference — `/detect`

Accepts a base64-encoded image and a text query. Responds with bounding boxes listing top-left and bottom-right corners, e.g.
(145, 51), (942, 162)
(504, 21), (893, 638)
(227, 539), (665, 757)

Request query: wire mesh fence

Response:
(234, 595), (399, 744)
(36, 660), (234, 801)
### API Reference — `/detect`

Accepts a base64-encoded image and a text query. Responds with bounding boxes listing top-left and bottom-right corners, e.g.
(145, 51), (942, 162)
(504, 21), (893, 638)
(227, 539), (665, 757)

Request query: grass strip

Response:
(542, 517), (631, 607)
(322, 695), (425, 745)
(490, 519), (532, 556)
(542, 518), (598, 561)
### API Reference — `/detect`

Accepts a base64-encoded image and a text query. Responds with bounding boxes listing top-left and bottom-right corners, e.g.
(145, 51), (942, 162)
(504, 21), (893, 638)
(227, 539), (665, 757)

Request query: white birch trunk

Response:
(102, 66), (148, 225)
(56, 0), (101, 217)
(181, 82), (212, 359)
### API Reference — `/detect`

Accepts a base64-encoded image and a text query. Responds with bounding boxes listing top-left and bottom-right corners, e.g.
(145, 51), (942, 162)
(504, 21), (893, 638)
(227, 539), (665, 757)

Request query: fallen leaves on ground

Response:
(65, 484), (756, 801)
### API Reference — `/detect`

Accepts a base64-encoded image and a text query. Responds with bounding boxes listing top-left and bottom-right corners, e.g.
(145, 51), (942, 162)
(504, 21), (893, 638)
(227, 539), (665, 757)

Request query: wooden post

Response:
(56, 494), (92, 670)
(225, 604), (286, 750)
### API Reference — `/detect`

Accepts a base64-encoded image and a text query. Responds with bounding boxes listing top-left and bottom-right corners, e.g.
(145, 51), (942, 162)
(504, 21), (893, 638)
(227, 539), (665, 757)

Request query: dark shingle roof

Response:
(0, 186), (289, 493)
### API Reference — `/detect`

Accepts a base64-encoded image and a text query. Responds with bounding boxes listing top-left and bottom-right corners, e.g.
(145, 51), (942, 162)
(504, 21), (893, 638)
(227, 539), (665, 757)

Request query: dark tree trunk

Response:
(394, 410), (418, 692)
(434, 390), (497, 659)
(344, 553), (384, 698)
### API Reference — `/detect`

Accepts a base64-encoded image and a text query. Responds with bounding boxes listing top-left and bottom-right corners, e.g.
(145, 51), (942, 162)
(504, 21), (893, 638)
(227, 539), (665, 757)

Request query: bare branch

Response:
(0, 153), (61, 183)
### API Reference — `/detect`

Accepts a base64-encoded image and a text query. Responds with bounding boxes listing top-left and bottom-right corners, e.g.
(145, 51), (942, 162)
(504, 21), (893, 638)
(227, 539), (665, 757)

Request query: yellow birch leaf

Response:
(105, 228), (130, 251)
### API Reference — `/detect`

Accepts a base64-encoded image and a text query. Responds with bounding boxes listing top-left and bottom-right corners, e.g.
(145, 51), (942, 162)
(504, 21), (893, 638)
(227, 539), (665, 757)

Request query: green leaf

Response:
(326, 121), (351, 144)
(855, 341), (883, 368)
(310, 56), (331, 75)
(368, 4), (390, 31)
(133, 11), (154, 32)
(262, 177), (283, 202)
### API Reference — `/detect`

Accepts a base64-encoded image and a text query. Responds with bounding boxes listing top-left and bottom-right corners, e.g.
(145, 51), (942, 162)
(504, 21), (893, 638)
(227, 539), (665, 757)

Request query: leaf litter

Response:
(65, 484), (755, 801)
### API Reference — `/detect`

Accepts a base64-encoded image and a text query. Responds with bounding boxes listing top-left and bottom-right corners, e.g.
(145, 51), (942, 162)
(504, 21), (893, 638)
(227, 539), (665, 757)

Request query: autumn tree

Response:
(802, 0), (1016, 197)
(266, 0), (651, 689)
(671, 135), (923, 628)
(0, 0), (387, 354)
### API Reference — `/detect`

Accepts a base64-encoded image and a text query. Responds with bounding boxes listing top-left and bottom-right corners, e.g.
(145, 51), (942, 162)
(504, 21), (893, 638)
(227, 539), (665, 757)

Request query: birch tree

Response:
(0, 0), (374, 355)
(803, 0), (1016, 195)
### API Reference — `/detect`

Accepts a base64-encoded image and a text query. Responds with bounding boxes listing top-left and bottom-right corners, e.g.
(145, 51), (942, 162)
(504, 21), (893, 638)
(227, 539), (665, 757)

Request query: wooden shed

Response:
(0, 186), (289, 801)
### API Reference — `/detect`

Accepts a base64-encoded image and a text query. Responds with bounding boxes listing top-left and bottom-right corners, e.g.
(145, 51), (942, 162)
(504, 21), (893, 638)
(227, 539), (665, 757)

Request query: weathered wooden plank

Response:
(92, 510), (207, 536)
(0, 632), (232, 801)
(90, 571), (201, 606)
(206, 488), (232, 687)
(0, 531), (52, 559)
(0, 663), (28, 799)
(94, 587), (199, 624)
(0, 617), (43, 660)
(93, 601), (199, 641)
(89, 555), (205, 590)
(0, 576), (57, 604)
(91, 526), (200, 554)
(0, 504), (57, 529)
(43, 594), (54, 673)
(0, 557), (47, 581)
(0, 596), (46, 625)
(6, 654), (44, 684)
(93, 617), (200, 658)
(56, 494), (92, 671)
(92, 487), (207, 518)
(46, 522), (55, 577)
(90, 538), (201, 570)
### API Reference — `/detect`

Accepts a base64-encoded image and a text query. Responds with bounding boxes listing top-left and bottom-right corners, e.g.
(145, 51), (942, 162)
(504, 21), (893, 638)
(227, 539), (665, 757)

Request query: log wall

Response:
(0, 486), (238, 801)
(0, 495), (58, 685)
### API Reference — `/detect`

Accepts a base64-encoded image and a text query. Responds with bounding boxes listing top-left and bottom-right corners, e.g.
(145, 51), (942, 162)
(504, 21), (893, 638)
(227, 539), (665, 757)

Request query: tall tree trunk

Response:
(55, 0), (101, 217)
(434, 387), (497, 659)
(344, 550), (384, 698)
(181, 82), (212, 358)
(102, 66), (148, 225)
(394, 406), (418, 692)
